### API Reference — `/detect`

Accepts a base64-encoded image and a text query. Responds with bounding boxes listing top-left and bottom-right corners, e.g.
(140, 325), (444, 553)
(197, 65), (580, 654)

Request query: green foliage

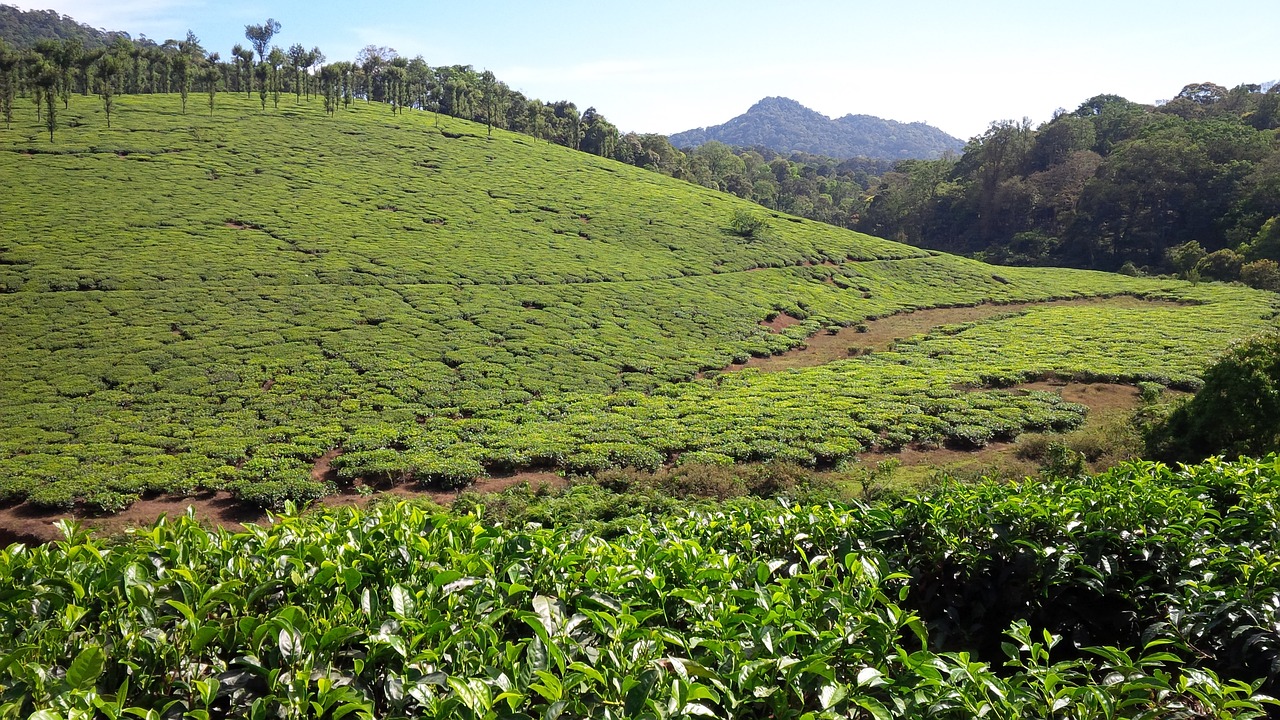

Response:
(1242, 258), (1280, 291)
(669, 96), (963, 161)
(1169, 240), (1208, 276)
(4, 457), (1280, 717)
(0, 95), (1276, 508)
(1198, 248), (1243, 281)
(0, 5), (126, 49)
(1246, 216), (1280, 261)
(726, 208), (769, 240)
(855, 89), (1280, 274)
(1147, 333), (1280, 462)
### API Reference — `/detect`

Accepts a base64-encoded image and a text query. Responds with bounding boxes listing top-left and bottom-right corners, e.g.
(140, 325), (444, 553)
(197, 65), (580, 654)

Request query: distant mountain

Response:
(0, 4), (129, 49)
(669, 97), (964, 160)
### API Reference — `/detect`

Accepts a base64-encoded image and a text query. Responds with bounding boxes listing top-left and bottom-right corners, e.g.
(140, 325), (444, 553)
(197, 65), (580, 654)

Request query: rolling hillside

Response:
(0, 93), (1276, 512)
(668, 96), (965, 159)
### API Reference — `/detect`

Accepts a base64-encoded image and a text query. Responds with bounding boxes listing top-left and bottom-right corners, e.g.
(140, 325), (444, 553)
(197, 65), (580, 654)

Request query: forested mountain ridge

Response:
(669, 96), (964, 160)
(0, 4), (127, 49)
(857, 83), (1280, 285)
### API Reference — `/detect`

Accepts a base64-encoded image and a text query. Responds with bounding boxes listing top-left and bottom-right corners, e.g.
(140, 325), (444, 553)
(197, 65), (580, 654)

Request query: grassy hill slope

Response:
(0, 94), (1276, 511)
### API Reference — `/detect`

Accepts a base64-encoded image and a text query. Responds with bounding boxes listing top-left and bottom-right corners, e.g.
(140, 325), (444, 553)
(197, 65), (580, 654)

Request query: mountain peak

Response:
(669, 98), (962, 160)
(748, 96), (814, 114)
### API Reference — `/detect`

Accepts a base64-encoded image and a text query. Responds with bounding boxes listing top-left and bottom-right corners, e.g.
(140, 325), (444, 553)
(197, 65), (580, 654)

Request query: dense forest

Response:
(668, 96), (963, 160)
(662, 86), (1280, 291)
(657, 87), (1280, 292)
(857, 85), (1280, 282)
(0, 4), (126, 48)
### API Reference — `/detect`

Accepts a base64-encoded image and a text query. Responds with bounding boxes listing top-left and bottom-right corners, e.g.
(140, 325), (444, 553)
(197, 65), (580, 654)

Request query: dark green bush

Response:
(1146, 333), (1280, 462)
(229, 476), (333, 510)
(727, 209), (769, 240)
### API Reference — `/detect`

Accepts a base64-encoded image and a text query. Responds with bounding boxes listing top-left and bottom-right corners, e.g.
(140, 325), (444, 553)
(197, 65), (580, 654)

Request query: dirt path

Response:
(0, 471), (568, 545)
(722, 296), (1179, 375)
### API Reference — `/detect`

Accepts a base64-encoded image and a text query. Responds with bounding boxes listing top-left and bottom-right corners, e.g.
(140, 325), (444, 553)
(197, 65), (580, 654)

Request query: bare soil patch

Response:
(0, 470), (569, 545)
(1018, 378), (1141, 414)
(725, 296), (1180, 375)
(311, 447), (342, 483)
(760, 312), (803, 333)
(320, 471), (568, 512)
(0, 491), (262, 545)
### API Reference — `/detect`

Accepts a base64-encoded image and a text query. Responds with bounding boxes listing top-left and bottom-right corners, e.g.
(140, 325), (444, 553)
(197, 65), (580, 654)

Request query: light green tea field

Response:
(1, 93), (1275, 511)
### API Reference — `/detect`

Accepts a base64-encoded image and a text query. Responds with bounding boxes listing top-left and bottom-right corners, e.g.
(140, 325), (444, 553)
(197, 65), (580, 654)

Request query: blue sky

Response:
(9, 0), (1278, 140)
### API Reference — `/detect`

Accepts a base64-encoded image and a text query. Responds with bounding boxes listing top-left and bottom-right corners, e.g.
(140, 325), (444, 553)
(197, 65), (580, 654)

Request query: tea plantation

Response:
(1, 94), (1277, 511)
(4, 456), (1280, 717)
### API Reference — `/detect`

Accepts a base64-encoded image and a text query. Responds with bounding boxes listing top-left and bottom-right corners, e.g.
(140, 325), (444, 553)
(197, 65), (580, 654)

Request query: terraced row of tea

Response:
(1, 95), (1276, 510)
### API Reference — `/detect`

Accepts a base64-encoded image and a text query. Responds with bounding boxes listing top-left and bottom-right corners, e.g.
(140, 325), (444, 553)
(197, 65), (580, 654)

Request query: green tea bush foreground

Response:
(3, 456), (1279, 718)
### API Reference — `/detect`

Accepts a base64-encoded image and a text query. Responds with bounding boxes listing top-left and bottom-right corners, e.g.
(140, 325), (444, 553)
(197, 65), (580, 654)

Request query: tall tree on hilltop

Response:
(31, 40), (56, 94)
(244, 18), (280, 64)
(305, 47), (324, 99)
(172, 53), (190, 113)
(30, 39), (78, 109)
(287, 43), (305, 103)
(955, 118), (1034, 243)
(550, 100), (581, 150)
(581, 106), (619, 157)
(127, 41), (143, 93)
(356, 45), (394, 103)
(34, 60), (57, 140)
(230, 43), (249, 95)
(149, 45), (170, 93)
(478, 69), (498, 136)
(406, 56), (429, 110)
(0, 44), (16, 129)
(319, 63), (339, 115)
(384, 62), (406, 114)
(255, 62), (267, 110)
(267, 46), (285, 109)
(96, 52), (121, 128)
(24, 51), (45, 122)
(202, 52), (219, 116)
(73, 48), (98, 95)
(177, 30), (204, 61)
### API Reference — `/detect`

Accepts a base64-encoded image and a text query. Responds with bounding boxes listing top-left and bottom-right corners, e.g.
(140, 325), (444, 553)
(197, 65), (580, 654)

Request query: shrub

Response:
(406, 454), (484, 490)
(1197, 248), (1244, 282)
(1146, 333), (1280, 462)
(229, 475), (333, 510)
(738, 460), (814, 498)
(1241, 259), (1280, 291)
(727, 209), (769, 240)
(1039, 441), (1088, 479)
(1137, 381), (1165, 404)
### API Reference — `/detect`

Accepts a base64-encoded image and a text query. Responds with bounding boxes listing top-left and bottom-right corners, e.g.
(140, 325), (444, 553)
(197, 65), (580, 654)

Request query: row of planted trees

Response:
(0, 21), (667, 163)
(0, 31), (224, 138)
(0, 18), (860, 219)
(0, 18), (741, 197)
